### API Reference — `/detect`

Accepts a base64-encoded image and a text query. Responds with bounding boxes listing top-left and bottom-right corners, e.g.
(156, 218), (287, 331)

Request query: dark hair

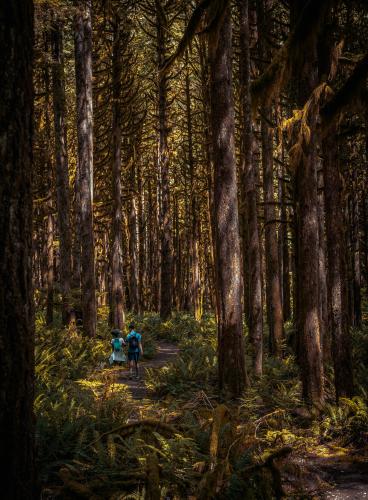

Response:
(128, 322), (135, 330)
(111, 328), (121, 337)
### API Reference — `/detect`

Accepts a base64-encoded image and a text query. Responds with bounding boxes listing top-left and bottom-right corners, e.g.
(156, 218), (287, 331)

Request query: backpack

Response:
(113, 338), (122, 351)
(128, 333), (139, 351)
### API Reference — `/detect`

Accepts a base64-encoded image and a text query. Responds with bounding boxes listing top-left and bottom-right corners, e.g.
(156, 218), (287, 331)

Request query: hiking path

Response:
(117, 341), (179, 400)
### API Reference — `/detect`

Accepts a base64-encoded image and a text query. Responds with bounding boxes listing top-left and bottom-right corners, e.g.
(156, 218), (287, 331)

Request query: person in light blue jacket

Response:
(126, 323), (143, 379)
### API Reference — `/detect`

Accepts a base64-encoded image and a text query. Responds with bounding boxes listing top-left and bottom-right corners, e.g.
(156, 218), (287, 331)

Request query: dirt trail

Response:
(291, 452), (368, 499)
(118, 341), (179, 399)
(318, 457), (368, 499)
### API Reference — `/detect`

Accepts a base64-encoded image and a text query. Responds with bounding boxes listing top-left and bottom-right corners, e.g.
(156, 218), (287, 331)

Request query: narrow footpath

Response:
(118, 341), (179, 399)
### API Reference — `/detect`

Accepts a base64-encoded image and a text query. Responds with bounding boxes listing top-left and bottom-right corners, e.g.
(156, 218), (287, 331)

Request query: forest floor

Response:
(311, 454), (368, 499)
(117, 341), (180, 399)
(116, 341), (368, 499)
(284, 447), (368, 499)
(36, 313), (368, 499)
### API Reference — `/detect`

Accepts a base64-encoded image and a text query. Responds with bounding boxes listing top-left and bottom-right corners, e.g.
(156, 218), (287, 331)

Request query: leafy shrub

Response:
(145, 319), (218, 397)
(320, 395), (368, 445)
(35, 312), (206, 496)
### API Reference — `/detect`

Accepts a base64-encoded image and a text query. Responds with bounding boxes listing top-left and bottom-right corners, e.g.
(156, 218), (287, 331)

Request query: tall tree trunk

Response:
(72, 158), (82, 290)
(257, 0), (283, 357)
(156, 0), (173, 320)
(44, 62), (54, 326)
(261, 110), (284, 356)
(74, 0), (96, 336)
(295, 141), (324, 405)
(0, 0), (35, 496)
(199, 35), (216, 312)
(293, 14), (324, 405)
(110, 18), (125, 329)
(173, 192), (182, 309)
(280, 167), (291, 322)
(129, 174), (139, 314)
(185, 50), (201, 320)
(238, 0), (263, 376)
(323, 133), (353, 400)
(209, 5), (247, 396)
(46, 192), (54, 326)
(51, 19), (72, 325)
(317, 166), (330, 360)
(137, 161), (145, 313)
(352, 170), (362, 327)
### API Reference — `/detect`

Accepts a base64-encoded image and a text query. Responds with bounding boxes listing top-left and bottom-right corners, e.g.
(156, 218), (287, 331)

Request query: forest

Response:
(0, 0), (368, 498)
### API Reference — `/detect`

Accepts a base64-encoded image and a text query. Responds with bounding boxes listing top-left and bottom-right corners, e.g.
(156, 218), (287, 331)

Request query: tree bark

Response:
(156, 0), (173, 320)
(317, 166), (329, 360)
(0, 0), (35, 496)
(261, 110), (284, 357)
(51, 19), (72, 325)
(238, 0), (263, 376)
(110, 18), (125, 329)
(72, 158), (82, 290)
(199, 35), (216, 312)
(45, 193), (54, 326)
(209, 5), (248, 396)
(137, 161), (145, 313)
(352, 170), (362, 327)
(44, 62), (54, 326)
(129, 174), (139, 314)
(292, 0), (324, 406)
(323, 133), (354, 400)
(280, 172), (291, 322)
(74, 0), (96, 336)
(185, 50), (201, 320)
(295, 137), (324, 406)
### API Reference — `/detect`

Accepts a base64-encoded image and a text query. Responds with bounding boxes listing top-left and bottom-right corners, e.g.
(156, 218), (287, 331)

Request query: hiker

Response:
(109, 329), (126, 366)
(126, 322), (143, 379)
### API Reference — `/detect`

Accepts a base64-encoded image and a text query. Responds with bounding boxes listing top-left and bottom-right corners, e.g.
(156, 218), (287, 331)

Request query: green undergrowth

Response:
(36, 310), (368, 498)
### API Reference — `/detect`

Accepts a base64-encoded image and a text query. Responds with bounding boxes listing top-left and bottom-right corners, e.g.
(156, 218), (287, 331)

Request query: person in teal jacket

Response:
(126, 322), (143, 379)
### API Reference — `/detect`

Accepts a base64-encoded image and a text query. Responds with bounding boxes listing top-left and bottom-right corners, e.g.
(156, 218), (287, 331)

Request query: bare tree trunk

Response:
(51, 19), (72, 325)
(317, 167), (329, 360)
(261, 109), (284, 357)
(74, 0), (96, 336)
(46, 194), (54, 326)
(137, 161), (145, 313)
(352, 170), (362, 327)
(199, 35), (216, 312)
(295, 139), (324, 405)
(323, 133), (353, 400)
(72, 159), (82, 290)
(129, 175), (139, 313)
(209, 5), (248, 396)
(156, 0), (173, 320)
(292, 0), (324, 407)
(280, 168), (291, 322)
(185, 50), (201, 320)
(44, 63), (54, 326)
(0, 0), (35, 496)
(173, 192), (182, 309)
(238, 0), (263, 376)
(110, 18), (125, 329)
